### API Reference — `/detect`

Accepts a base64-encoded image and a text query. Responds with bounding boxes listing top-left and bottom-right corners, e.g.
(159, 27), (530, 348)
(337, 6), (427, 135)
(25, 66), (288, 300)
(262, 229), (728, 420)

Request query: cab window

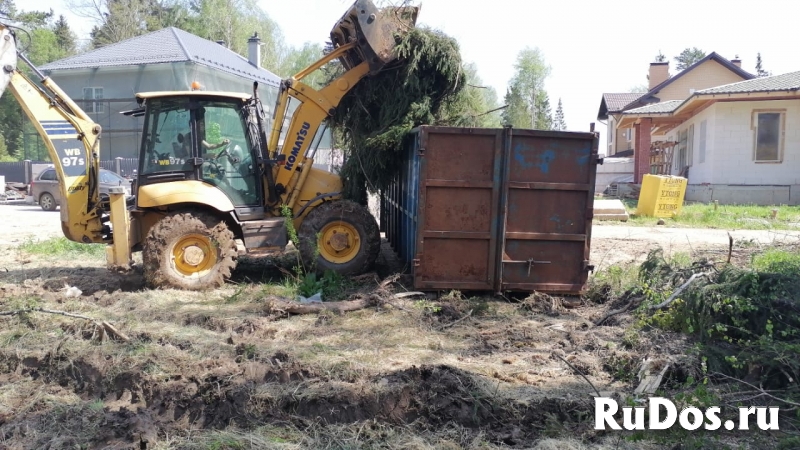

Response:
(141, 102), (192, 174)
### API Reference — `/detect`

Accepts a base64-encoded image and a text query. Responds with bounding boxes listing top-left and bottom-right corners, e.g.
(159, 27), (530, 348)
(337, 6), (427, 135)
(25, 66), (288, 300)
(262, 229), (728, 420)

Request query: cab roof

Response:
(135, 91), (252, 101)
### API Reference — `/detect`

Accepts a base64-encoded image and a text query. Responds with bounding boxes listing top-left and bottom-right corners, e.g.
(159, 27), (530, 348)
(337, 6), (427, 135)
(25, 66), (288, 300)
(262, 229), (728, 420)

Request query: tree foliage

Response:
(674, 47), (706, 71)
(654, 50), (666, 62)
(755, 52), (771, 78)
(276, 42), (325, 88)
(502, 46), (552, 130)
(440, 62), (501, 128)
(553, 98), (566, 131)
(330, 26), (467, 203)
(0, 1), (78, 161)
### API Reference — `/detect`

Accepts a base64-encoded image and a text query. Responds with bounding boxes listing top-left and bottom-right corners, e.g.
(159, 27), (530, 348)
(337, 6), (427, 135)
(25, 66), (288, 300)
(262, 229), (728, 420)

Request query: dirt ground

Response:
(3, 204), (799, 267)
(0, 204), (790, 449)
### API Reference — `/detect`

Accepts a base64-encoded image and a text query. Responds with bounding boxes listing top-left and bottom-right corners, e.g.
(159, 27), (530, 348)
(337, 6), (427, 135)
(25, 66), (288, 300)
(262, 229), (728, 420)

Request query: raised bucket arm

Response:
(267, 0), (418, 211)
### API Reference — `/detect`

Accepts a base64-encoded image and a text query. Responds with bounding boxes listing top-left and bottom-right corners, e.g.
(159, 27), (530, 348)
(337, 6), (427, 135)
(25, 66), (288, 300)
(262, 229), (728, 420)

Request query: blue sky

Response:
(31, 0), (800, 152)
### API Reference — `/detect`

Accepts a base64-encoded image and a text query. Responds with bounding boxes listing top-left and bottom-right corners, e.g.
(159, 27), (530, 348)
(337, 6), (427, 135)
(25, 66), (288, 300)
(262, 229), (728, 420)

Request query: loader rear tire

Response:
(142, 211), (237, 290)
(298, 200), (380, 276)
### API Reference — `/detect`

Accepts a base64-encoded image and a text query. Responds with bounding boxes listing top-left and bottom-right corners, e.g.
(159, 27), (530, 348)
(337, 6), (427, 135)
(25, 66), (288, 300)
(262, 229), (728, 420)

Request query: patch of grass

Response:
(752, 248), (800, 274)
(18, 237), (105, 258)
(612, 199), (800, 230)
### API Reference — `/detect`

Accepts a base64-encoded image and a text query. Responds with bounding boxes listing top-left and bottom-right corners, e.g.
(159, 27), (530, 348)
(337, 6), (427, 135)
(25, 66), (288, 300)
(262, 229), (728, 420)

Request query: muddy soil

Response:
(0, 350), (594, 448)
(0, 204), (786, 449)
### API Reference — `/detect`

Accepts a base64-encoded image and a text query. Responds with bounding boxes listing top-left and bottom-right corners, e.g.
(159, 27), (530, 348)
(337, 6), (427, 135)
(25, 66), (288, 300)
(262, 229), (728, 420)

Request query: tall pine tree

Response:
(53, 15), (77, 55)
(553, 98), (566, 131)
(674, 47), (706, 71)
(755, 52), (771, 77)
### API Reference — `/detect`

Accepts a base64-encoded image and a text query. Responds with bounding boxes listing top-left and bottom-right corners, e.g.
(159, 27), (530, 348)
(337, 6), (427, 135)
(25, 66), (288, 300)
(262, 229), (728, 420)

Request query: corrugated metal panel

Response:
(381, 125), (599, 295)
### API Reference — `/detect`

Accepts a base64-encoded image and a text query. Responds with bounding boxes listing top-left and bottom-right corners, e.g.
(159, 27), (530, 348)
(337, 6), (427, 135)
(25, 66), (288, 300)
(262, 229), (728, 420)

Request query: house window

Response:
(699, 120), (707, 163)
(752, 110), (785, 162)
(83, 87), (104, 114)
(675, 129), (688, 170)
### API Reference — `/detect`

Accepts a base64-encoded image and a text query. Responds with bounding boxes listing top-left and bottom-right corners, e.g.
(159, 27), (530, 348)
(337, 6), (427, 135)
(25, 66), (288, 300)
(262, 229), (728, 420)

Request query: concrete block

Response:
(595, 213), (629, 222)
(593, 199), (630, 221)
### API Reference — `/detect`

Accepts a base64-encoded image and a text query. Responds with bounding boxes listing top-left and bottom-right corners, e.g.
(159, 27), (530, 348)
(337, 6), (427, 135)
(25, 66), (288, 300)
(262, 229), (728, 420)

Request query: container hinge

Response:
(412, 258), (421, 267)
(595, 156), (604, 165)
(418, 147), (425, 156)
(583, 260), (595, 273)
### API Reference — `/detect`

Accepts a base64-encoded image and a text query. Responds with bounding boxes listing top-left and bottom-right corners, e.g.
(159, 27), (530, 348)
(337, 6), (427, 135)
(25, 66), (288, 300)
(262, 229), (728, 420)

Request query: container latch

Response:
(506, 258), (551, 277)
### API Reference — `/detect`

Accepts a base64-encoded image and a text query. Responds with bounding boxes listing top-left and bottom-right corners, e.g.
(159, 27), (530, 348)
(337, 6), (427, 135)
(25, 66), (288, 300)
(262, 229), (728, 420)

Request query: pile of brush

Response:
(329, 27), (466, 203)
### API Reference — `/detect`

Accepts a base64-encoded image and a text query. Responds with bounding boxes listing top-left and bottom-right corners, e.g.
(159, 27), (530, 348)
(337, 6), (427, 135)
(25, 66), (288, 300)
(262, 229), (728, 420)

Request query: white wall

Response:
(666, 99), (799, 186)
(679, 106), (716, 184)
(595, 157), (633, 193)
(710, 100), (800, 185)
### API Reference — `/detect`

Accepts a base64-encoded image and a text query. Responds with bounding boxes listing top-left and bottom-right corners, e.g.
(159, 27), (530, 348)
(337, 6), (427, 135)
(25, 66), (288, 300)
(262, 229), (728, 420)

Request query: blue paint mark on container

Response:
(535, 149), (556, 174)
(513, 143), (534, 169)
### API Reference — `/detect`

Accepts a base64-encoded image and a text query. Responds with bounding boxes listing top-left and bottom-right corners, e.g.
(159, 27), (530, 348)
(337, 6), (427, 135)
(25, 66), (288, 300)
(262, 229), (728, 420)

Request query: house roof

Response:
(40, 27), (280, 88)
(616, 70), (800, 135)
(623, 100), (683, 115)
(597, 93), (644, 120)
(622, 52), (754, 110)
(698, 70), (800, 94)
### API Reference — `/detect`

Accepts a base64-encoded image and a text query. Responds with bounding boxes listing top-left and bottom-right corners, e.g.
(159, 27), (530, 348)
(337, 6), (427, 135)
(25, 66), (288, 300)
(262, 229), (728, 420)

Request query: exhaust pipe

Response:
(329, 0), (419, 75)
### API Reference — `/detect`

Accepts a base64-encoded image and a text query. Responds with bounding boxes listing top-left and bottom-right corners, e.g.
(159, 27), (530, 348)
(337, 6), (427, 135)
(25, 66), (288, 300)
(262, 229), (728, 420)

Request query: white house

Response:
(617, 71), (800, 205)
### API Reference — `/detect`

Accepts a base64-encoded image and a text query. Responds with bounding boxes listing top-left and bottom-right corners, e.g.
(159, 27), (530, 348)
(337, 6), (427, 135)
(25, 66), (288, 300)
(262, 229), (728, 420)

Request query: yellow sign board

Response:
(636, 174), (688, 217)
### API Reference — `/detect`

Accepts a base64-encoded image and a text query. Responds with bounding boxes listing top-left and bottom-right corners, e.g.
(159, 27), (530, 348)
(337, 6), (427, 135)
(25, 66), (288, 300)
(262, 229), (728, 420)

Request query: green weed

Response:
(752, 248), (800, 275)
(614, 199), (800, 230)
(18, 237), (105, 258)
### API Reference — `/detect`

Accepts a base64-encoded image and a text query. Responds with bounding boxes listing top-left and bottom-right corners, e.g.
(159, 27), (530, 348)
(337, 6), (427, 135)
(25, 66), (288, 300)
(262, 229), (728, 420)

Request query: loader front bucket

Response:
(330, 0), (419, 75)
(0, 26), (17, 95)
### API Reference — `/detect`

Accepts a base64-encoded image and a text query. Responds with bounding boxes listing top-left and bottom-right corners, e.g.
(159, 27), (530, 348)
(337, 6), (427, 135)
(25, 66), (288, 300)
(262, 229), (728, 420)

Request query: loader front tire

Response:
(298, 200), (380, 276)
(142, 211), (237, 290)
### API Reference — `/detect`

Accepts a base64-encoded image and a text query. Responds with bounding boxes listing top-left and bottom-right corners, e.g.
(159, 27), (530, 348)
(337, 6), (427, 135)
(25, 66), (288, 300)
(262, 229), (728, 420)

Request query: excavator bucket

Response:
(330, 0), (419, 75)
(0, 26), (17, 95)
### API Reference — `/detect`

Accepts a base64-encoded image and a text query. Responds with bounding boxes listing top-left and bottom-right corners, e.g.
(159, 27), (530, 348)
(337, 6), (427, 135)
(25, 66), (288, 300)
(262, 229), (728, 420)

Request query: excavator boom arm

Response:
(0, 25), (106, 244)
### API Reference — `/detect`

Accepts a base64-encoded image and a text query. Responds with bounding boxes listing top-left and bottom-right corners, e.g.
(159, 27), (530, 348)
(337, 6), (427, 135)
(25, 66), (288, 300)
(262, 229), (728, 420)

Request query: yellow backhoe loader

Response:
(0, 0), (418, 290)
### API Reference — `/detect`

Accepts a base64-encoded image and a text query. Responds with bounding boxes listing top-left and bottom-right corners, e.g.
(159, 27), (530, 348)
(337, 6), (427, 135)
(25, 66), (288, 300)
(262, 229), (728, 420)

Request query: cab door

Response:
(195, 102), (261, 209)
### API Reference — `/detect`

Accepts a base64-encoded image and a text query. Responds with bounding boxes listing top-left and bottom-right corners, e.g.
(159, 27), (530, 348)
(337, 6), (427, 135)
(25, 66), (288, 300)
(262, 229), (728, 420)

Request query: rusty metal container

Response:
(380, 126), (600, 295)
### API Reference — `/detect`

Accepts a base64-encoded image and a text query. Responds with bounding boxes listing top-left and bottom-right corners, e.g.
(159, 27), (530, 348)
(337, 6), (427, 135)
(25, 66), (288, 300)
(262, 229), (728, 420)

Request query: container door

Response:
(497, 129), (599, 294)
(413, 128), (503, 291)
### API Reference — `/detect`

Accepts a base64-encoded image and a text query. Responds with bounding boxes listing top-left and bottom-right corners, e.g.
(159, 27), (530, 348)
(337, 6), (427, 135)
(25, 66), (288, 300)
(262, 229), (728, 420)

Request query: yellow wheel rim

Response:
(171, 233), (217, 277)
(319, 221), (361, 264)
